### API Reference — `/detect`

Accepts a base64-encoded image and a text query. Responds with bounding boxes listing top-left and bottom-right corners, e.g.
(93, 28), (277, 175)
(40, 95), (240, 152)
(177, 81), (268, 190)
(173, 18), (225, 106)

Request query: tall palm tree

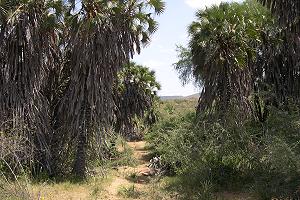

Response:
(0, 0), (60, 174)
(257, 0), (300, 103)
(174, 1), (273, 120)
(114, 62), (160, 140)
(56, 0), (165, 179)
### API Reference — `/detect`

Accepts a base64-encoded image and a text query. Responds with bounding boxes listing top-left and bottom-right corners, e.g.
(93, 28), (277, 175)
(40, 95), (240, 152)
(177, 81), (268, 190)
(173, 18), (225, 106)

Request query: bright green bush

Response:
(147, 100), (300, 199)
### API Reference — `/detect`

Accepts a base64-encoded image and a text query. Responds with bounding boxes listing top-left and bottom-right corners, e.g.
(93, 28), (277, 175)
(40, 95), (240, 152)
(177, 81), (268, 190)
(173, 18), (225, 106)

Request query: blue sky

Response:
(133, 0), (241, 96)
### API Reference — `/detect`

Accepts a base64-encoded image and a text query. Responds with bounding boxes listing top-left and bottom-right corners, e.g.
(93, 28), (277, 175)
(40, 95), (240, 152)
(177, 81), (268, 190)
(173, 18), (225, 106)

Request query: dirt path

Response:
(102, 141), (155, 200)
(101, 141), (253, 200)
(31, 141), (166, 200)
(31, 141), (253, 200)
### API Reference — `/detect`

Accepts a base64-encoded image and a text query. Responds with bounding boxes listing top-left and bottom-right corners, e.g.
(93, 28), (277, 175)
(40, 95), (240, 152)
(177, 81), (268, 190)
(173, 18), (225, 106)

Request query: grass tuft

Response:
(117, 184), (143, 199)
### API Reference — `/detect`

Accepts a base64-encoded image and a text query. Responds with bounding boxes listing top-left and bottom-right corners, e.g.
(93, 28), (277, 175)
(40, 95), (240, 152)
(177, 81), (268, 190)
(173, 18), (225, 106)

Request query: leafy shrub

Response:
(147, 100), (300, 199)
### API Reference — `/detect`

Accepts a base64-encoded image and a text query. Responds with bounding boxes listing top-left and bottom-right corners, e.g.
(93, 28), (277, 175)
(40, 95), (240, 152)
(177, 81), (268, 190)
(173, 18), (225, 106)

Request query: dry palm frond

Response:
(257, 0), (300, 103)
(0, 0), (59, 174)
(258, 0), (300, 33)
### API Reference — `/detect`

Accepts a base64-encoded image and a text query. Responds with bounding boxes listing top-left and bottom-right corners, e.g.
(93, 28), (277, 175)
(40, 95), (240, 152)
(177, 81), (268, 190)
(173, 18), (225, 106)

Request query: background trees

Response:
(114, 62), (160, 140)
(256, 0), (300, 104)
(258, 0), (300, 33)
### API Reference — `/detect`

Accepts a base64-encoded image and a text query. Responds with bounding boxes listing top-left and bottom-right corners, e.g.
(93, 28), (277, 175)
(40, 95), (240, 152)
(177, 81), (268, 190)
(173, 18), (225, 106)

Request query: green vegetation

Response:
(146, 0), (300, 199)
(118, 185), (143, 199)
(126, 172), (139, 183)
(148, 100), (300, 199)
(108, 136), (138, 168)
(1, 0), (300, 199)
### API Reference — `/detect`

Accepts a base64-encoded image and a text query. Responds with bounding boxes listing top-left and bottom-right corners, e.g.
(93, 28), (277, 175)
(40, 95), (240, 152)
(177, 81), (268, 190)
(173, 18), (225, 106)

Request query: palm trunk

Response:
(72, 103), (90, 180)
(72, 125), (87, 179)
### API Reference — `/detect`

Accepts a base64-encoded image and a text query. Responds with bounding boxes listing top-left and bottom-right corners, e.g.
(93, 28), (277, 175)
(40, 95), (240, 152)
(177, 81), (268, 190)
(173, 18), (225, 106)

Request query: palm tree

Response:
(174, 1), (272, 120)
(114, 62), (160, 140)
(257, 0), (300, 103)
(56, 0), (165, 179)
(0, 0), (60, 174)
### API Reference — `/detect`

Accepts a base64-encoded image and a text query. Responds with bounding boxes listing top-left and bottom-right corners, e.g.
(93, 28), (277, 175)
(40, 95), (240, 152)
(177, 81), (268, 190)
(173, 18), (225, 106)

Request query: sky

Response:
(133, 0), (241, 96)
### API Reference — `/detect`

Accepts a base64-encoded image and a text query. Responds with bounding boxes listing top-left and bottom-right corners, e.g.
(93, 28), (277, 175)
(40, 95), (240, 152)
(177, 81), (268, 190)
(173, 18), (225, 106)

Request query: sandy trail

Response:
(103, 141), (154, 200)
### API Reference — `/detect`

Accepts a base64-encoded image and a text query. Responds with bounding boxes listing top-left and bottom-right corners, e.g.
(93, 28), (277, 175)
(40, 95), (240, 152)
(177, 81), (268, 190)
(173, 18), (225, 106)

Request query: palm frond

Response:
(258, 0), (300, 33)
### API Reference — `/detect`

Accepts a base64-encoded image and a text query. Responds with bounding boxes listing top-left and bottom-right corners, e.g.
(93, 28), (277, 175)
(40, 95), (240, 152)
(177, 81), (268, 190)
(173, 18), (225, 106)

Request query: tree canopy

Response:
(174, 0), (274, 119)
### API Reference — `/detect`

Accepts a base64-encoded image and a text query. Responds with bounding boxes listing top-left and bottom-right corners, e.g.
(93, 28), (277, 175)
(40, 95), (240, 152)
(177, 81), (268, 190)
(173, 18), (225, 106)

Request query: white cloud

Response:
(185, 0), (223, 9)
(185, 0), (227, 9)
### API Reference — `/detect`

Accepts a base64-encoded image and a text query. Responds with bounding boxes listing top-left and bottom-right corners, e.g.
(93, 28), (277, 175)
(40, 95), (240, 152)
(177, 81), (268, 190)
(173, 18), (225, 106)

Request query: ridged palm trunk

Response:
(72, 102), (91, 179)
(73, 125), (87, 179)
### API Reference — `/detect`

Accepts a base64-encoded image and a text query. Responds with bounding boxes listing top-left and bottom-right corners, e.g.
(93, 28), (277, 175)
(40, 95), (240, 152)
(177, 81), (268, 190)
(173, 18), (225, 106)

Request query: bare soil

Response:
(103, 141), (156, 200)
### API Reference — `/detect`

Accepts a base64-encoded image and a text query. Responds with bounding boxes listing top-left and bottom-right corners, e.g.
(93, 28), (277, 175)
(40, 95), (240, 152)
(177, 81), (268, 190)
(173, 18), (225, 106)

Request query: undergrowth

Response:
(147, 99), (300, 200)
(118, 185), (143, 199)
(0, 135), (136, 200)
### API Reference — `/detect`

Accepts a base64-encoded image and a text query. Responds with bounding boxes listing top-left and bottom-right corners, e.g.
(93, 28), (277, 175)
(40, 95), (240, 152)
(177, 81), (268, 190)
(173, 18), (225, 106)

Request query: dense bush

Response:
(147, 100), (300, 199)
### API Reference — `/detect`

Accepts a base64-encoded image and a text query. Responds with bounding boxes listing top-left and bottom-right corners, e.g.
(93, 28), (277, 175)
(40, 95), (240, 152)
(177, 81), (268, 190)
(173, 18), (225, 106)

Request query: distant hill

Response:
(160, 93), (199, 101)
(184, 93), (200, 99)
(159, 96), (183, 100)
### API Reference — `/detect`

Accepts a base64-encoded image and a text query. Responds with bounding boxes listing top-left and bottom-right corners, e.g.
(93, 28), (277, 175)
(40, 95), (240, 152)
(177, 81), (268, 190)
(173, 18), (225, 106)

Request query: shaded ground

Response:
(31, 141), (170, 200)
(31, 140), (254, 200)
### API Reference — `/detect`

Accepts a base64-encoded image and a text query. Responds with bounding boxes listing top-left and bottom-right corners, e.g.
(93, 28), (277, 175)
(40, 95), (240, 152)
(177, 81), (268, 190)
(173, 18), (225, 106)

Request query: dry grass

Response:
(0, 178), (32, 200)
(30, 174), (114, 200)
(158, 99), (198, 118)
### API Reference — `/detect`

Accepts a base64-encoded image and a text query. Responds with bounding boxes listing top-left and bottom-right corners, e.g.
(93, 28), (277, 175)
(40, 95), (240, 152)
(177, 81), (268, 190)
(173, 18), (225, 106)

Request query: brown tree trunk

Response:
(72, 103), (90, 180)
(72, 126), (87, 180)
